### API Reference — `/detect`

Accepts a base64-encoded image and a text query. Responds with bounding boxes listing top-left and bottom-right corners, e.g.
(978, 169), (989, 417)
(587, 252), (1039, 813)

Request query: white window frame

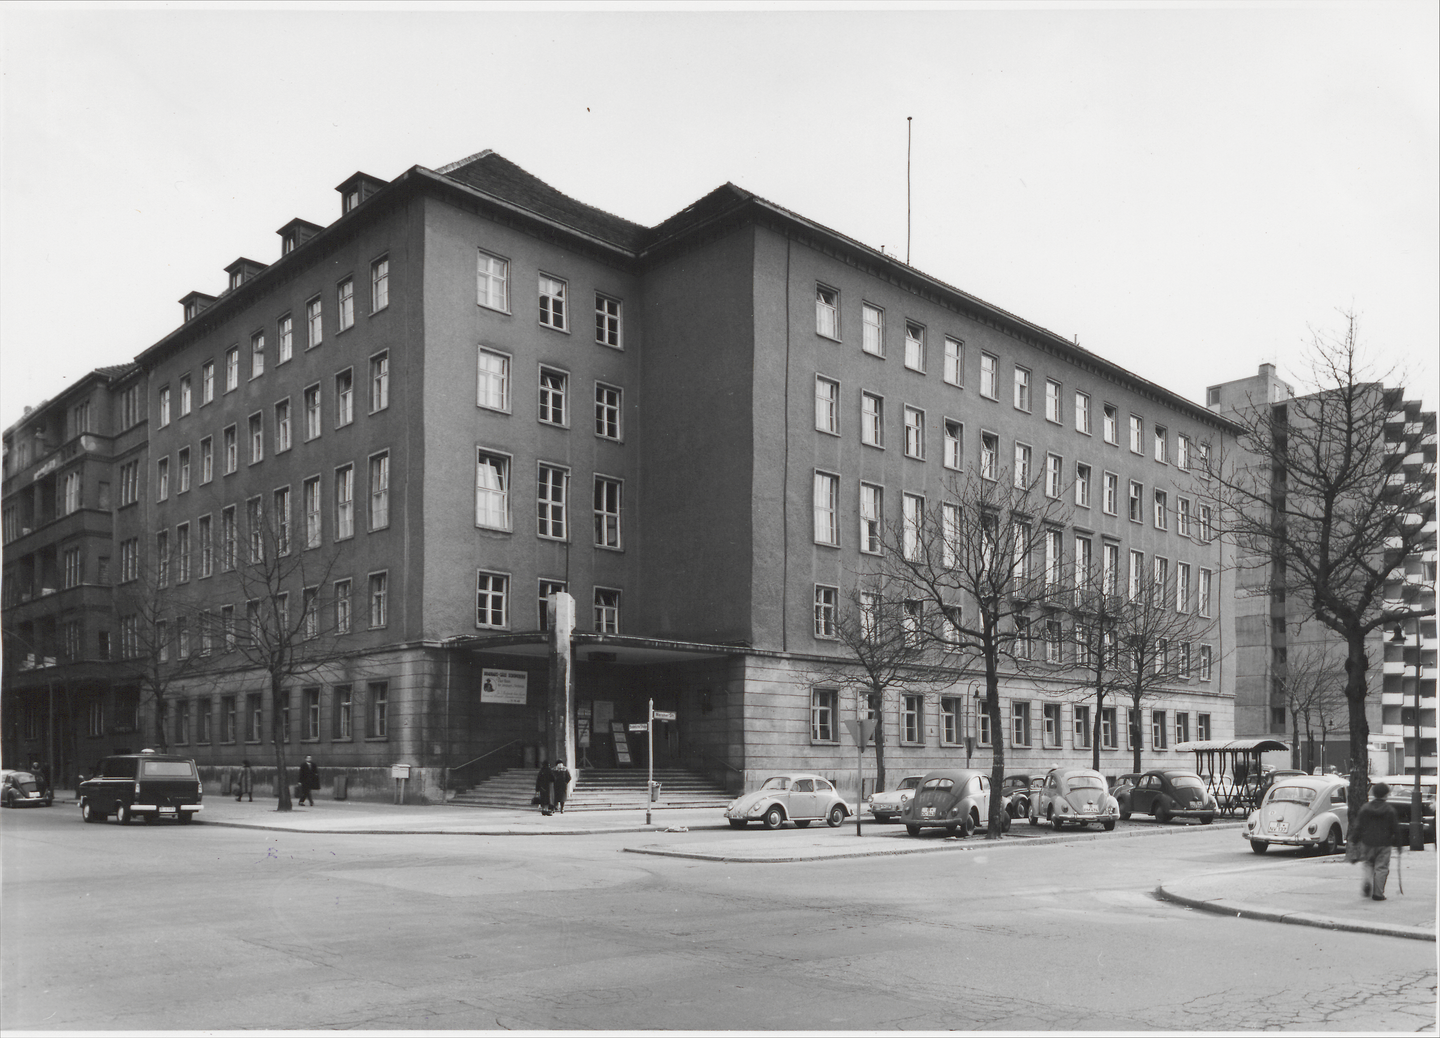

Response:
(812, 688), (838, 743)
(277, 315), (293, 364)
(902, 493), (924, 561)
(1103, 404), (1119, 445)
(903, 406), (925, 459)
(371, 256), (389, 313)
(250, 331), (265, 378)
(477, 347), (511, 412)
(1128, 480), (1143, 523)
(538, 274), (568, 331)
(1045, 379), (1062, 424)
(306, 296), (323, 349)
(477, 249), (509, 312)
(814, 471), (839, 546)
(1154, 425), (1168, 464)
(1075, 391), (1091, 434)
(536, 463), (568, 541)
(980, 431), (999, 481)
(1154, 488), (1168, 530)
(275, 399), (292, 453)
(815, 376), (840, 435)
(594, 475), (622, 549)
(862, 303), (884, 356)
(904, 321), (925, 372)
(1045, 453), (1063, 499)
(816, 285), (839, 340)
(1129, 414), (1143, 454)
(943, 419), (963, 470)
(814, 584), (838, 638)
(861, 391), (884, 448)
(369, 451), (389, 531)
(1013, 366), (1031, 412)
(595, 293), (622, 348)
(595, 382), (622, 441)
(980, 352), (998, 400)
(943, 336), (963, 387)
(476, 449), (511, 531)
(1075, 462), (1091, 508)
(335, 464), (355, 540)
(368, 571), (388, 629)
(860, 482), (883, 555)
(370, 351), (390, 413)
(538, 366), (568, 426)
(335, 368), (354, 428)
(476, 571), (509, 629)
(594, 587), (621, 633)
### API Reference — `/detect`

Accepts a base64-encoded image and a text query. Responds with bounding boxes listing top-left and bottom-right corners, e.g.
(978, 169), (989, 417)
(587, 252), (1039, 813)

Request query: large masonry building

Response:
(3, 152), (1239, 798)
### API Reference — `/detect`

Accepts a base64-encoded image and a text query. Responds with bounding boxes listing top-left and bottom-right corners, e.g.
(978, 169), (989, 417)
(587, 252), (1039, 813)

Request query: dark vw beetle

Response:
(0, 770), (53, 808)
(1118, 769), (1217, 824)
(901, 768), (1007, 837)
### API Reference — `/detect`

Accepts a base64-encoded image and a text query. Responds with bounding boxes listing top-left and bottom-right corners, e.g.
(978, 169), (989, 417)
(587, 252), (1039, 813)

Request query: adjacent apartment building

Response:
(2, 151), (1239, 797)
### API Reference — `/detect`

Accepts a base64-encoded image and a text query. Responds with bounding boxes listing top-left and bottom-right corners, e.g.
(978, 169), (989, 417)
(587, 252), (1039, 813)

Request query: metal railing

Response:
(446, 739), (524, 794)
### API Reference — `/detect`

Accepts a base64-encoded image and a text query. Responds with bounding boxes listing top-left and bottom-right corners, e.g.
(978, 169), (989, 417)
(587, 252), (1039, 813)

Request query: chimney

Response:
(335, 172), (388, 215)
(179, 291), (217, 323)
(223, 257), (267, 292)
(277, 218), (323, 256)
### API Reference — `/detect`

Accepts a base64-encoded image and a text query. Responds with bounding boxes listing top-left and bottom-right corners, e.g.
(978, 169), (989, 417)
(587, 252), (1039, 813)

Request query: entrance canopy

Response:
(445, 632), (745, 665)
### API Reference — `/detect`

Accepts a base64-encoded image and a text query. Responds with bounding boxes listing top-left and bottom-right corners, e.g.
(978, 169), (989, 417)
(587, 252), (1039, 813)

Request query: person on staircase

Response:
(535, 760), (555, 816)
(551, 759), (571, 813)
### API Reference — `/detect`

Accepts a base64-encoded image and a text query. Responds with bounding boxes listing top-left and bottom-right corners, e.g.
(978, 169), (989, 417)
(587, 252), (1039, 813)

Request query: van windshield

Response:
(141, 761), (197, 778)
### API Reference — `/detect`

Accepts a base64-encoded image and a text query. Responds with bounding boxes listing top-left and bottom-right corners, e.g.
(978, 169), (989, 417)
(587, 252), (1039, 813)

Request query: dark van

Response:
(79, 751), (203, 825)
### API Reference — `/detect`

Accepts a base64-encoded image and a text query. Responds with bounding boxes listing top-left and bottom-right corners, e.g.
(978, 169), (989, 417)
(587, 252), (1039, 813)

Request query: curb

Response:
(1154, 883), (1436, 942)
(195, 819), (722, 837)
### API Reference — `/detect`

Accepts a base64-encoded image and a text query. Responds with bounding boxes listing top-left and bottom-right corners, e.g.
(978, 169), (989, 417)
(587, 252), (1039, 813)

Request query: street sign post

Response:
(842, 716), (877, 836)
(652, 710), (676, 722)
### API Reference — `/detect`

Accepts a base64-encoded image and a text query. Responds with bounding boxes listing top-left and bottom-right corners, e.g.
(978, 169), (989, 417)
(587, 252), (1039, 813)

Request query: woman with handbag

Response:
(535, 761), (554, 816)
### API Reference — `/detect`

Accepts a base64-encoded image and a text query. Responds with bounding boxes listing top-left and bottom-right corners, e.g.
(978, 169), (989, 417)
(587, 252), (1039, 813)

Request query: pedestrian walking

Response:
(29, 761), (49, 798)
(297, 755), (319, 807)
(235, 760), (254, 802)
(535, 760), (554, 816)
(551, 760), (571, 814)
(1347, 782), (1401, 900)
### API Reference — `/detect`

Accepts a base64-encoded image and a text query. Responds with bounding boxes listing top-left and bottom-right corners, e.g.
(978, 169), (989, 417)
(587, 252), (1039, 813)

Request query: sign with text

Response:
(628, 723), (649, 732)
(480, 669), (528, 705)
(611, 721), (633, 765)
(652, 710), (676, 722)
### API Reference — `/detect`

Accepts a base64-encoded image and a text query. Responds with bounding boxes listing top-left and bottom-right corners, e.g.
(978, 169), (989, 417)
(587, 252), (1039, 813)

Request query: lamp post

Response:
(1391, 621), (1425, 852)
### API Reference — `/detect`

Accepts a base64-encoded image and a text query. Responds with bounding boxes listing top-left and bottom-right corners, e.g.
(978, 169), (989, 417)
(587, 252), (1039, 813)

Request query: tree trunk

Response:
(153, 690), (169, 752)
(272, 670), (293, 812)
(1091, 688), (1104, 771)
(870, 692), (886, 794)
(1131, 686), (1144, 775)
(985, 644), (1005, 839)
(1343, 633), (1371, 820)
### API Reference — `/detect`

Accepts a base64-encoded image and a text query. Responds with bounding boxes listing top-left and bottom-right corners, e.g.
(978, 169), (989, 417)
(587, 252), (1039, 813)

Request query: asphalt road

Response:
(2, 807), (1434, 1031)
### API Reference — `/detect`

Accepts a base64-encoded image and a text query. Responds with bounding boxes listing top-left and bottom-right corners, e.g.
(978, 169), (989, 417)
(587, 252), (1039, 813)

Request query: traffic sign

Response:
(842, 718), (877, 747)
(652, 710), (676, 721)
(628, 723), (649, 732)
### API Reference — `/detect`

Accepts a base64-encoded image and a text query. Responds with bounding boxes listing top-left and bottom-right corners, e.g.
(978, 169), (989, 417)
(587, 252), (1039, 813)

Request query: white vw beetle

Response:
(725, 773), (850, 830)
(1244, 774), (1349, 855)
(1028, 767), (1120, 830)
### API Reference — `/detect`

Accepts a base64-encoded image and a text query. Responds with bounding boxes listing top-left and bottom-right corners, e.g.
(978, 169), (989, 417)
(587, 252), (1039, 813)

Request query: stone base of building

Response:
(201, 764), (447, 805)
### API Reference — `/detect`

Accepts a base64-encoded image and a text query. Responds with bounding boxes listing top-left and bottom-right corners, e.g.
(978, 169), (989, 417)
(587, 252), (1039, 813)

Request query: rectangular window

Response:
(248, 413), (264, 464)
(861, 392), (884, 447)
(334, 579), (351, 635)
(595, 383), (622, 440)
(1074, 705), (1092, 748)
(157, 457), (170, 501)
(859, 483), (882, 554)
(1176, 562), (1191, 612)
(903, 407), (924, 459)
(306, 296), (323, 348)
(1197, 712), (1211, 741)
(595, 293), (621, 347)
(272, 399), (292, 454)
(980, 352), (998, 400)
(1128, 480), (1143, 522)
(812, 689), (837, 742)
(901, 695), (923, 745)
(119, 460), (140, 504)
(226, 347), (239, 391)
(1199, 644), (1213, 681)
(303, 688), (320, 741)
(477, 348), (510, 411)
(1013, 366), (1031, 411)
(1101, 707), (1117, 749)
(477, 250), (509, 311)
(1152, 556), (1169, 606)
(979, 710), (992, 747)
(1044, 529), (1063, 592)
(179, 376), (192, 416)
(199, 438), (213, 485)
(158, 385), (171, 427)
(538, 580), (567, 632)
(1045, 379), (1062, 423)
(1198, 504), (1213, 542)
(1198, 568), (1213, 617)
(902, 493), (923, 561)
(1100, 472), (1117, 516)
(1179, 642), (1192, 678)
(594, 587), (620, 633)
(1012, 521), (1032, 582)
(369, 453), (389, 531)
(273, 486), (290, 556)
(538, 275), (567, 330)
(476, 450), (510, 530)
(1075, 462), (1092, 508)
(942, 698), (961, 746)
(901, 599), (921, 649)
(1154, 489), (1168, 530)
(1042, 702), (1062, 747)
(63, 546), (82, 588)
(1154, 425), (1168, 463)
(176, 523), (191, 583)
(197, 515), (213, 577)
(304, 385), (321, 441)
(1103, 404), (1118, 444)
(1074, 535), (1092, 598)
(594, 476), (622, 549)
(816, 285), (839, 339)
(1014, 443), (1031, 489)
(1175, 711), (1190, 746)
(1129, 414), (1143, 454)
(538, 368), (568, 425)
(1152, 710), (1167, 750)
(303, 586), (318, 639)
(371, 257), (389, 313)
(1129, 550), (1145, 600)
(251, 331), (265, 378)
(1012, 701), (1032, 747)
(814, 471), (839, 545)
(1103, 543), (1120, 597)
(334, 685), (353, 740)
(477, 571), (508, 628)
(1127, 708), (1141, 750)
(367, 683), (388, 738)
(1045, 453), (1063, 498)
(246, 497), (264, 563)
(155, 530), (170, 588)
(335, 465), (354, 539)
(944, 420), (963, 470)
(942, 503), (961, 568)
(904, 321), (925, 371)
(202, 360), (215, 403)
(221, 696), (237, 743)
(370, 351), (389, 412)
(277, 315), (293, 364)
(1075, 391), (1091, 434)
(862, 304), (884, 356)
(981, 432), (999, 480)
(368, 572), (388, 628)
(815, 376), (839, 435)
(537, 464), (567, 539)
(335, 370), (354, 427)
(814, 585), (838, 638)
(1176, 496), (1191, 537)
(223, 425), (238, 474)
(304, 476), (322, 549)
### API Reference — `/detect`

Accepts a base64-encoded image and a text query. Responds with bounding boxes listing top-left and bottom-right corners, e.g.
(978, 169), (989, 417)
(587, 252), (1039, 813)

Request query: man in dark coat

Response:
(551, 760), (571, 813)
(535, 761), (554, 815)
(235, 760), (254, 802)
(1351, 782), (1401, 900)
(297, 755), (319, 807)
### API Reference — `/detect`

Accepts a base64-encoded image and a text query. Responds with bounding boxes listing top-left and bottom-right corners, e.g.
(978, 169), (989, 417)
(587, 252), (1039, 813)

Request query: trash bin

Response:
(221, 771), (233, 796)
(333, 774), (348, 800)
(650, 781), (661, 803)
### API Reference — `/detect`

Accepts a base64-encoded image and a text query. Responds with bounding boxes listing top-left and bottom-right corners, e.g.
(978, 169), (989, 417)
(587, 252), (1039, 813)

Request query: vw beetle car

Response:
(1369, 775), (1437, 845)
(78, 751), (203, 825)
(0, 769), (53, 808)
(1028, 767), (1120, 830)
(1001, 773), (1043, 819)
(867, 774), (924, 822)
(1118, 770), (1217, 824)
(725, 772), (849, 830)
(901, 769), (1003, 837)
(1244, 774), (1348, 854)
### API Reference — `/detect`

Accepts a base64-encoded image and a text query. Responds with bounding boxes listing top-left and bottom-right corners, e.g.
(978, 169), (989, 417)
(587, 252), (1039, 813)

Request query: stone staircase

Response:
(449, 766), (734, 811)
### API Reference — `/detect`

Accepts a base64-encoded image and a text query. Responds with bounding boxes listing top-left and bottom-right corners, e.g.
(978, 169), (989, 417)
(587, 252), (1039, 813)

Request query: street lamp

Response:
(1390, 621), (1425, 852)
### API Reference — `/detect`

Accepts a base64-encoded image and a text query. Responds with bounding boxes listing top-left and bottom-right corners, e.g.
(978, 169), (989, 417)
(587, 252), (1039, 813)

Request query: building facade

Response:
(3, 152), (1239, 798)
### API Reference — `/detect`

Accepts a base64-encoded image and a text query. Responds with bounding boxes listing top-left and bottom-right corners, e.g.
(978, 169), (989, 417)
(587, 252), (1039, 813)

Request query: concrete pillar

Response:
(547, 593), (575, 776)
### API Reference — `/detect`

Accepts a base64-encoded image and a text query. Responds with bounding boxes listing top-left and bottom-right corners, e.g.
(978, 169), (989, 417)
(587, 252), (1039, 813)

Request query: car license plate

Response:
(921, 807), (935, 818)
(159, 807), (177, 814)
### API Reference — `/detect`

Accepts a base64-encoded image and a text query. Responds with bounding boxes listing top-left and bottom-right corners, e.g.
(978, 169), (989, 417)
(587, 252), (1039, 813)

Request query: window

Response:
(815, 376), (839, 435)
(859, 483), (882, 554)
(1151, 710), (1167, 750)
(902, 695), (923, 744)
(1044, 529), (1063, 592)
(334, 686), (353, 740)
(477, 250), (509, 311)
(1101, 707), (1117, 748)
(226, 347), (240, 391)
(861, 392), (883, 447)
(980, 352), (998, 400)
(334, 579), (351, 635)
(64, 547), (82, 588)
(1179, 642), (1192, 678)
(477, 572), (508, 628)
(1129, 414), (1143, 454)
(1041, 702), (1062, 747)
(199, 438), (213, 485)
(944, 336), (963, 386)
(1176, 496), (1191, 537)
(371, 256), (389, 313)
(904, 322), (925, 371)
(1102, 542), (1120, 597)
(816, 285), (839, 339)
(1176, 435), (1190, 470)
(202, 361), (215, 403)
(477, 348), (510, 411)
(538, 275), (567, 330)
(251, 331), (265, 378)
(812, 689), (837, 742)
(1101, 472), (1118, 516)
(1197, 712), (1211, 741)
(594, 476), (622, 549)
(278, 315), (293, 364)
(1042, 618), (1062, 663)
(1153, 489), (1168, 530)
(814, 471), (839, 545)
(369, 452), (389, 531)
(1075, 391), (1091, 434)
(814, 585), (838, 638)
(306, 296), (323, 348)
(303, 688), (320, 741)
(179, 375), (192, 416)
(176, 523), (190, 583)
(1075, 463), (1092, 507)
(1198, 568), (1213, 617)
(223, 425), (238, 474)
(1014, 443), (1031, 489)
(1103, 404), (1118, 444)
(158, 385), (171, 427)
(1012, 521), (1032, 582)
(1013, 366), (1031, 411)
(120, 384), (141, 427)
(476, 451), (510, 530)
(1046, 453), (1063, 498)
(538, 368), (568, 425)
(903, 407), (924, 459)
(1128, 480), (1143, 522)
(157, 457), (169, 501)
(902, 493), (923, 560)
(981, 432), (999, 480)
(1154, 425), (1168, 463)
(594, 587), (620, 633)
(595, 293), (621, 347)
(248, 413), (264, 464)
(304, 385), (321, 441)
(304, 477), (321, 549)
(942, 503), (961, 568)
(944, 420), (963, 470)
(195, 699), (210, 743)
(1128, 550), (1145, 600)
(538, 580), (567, 632)
(367, 683), (388, 738)
(862, 304), (884, 356)
(1074, 705), (1092, 748)
(335, 465), (354, 539)
(1012, 701), (1032, 747)
(979, 708), (992, 747)
(242, 693), (263, 743)
(335, 370), (354, 427)
(246, 497), (264, 563)
(1197, 504), (1213, 542)
(537, 464), (567, 539)
(272, 486), (290, 556)
(176, 700), (191, 744)
(198, 515), (213, 577)
(221, 696), (237, 743)
(368, 572), (388, 628)
(1127, 708), (1140, 750)
(1152, 556), (1169, 606)
(120, 460), (139, 505)
(1175, 712), (1190, 746)
(1198, 643), (1213, 681)
(595, 383), (622, 440)
(1039, 381), (1060, 425)
(1176, 562), (1191, 612)
(370, 351), (389, 412)
(942, 698), (961, 746)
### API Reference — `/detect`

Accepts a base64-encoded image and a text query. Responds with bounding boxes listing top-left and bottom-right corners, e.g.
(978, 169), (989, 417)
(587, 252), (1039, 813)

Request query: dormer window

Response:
(335, 172), (387, 215)
(283, 235), (296, 255)
(229, 271), (243, 291)
(344, 190), (361, 213)
(276, 218), (322, 256)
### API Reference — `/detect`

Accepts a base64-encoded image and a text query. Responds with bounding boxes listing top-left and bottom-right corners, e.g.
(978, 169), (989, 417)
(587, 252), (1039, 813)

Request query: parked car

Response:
(78, 751), (204, 825)
(1111, 773), (1142, 800)
(1251, 768), (1306, 809)
(0, 769), (53, 808)
(867, 774), (924, 822)
(725, 773), (849, 830)
(900, 769), (1005, 837)
(1028, 768), (1120, 830)
(1369, 775), (1438, 845)
(1244, 774), (1348, 854)
(1117, 770), (1217, 824)
(1001, 773), (1043, 819)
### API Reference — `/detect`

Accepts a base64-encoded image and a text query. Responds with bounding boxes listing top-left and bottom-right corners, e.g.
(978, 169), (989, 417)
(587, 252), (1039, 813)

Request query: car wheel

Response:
(1250, 839), (1269, 854)
(962, 812), (977, 838)
(81, 800), (104, 823)
(1201, 813), (1214, 825)
(1000, 812), (1011, 834)
(1119, 808), (1131, 820)
(1049, 809), (1063, 831)
(176, 812), (194, 825)
(115, 804), (131, 825)
(1028, 813), (1039, 827)
(1153, 800), (1169, 824)
(905, 824), (921, 837)
(1320, 825), (1342, 856)
(827, 805), (845, 828)
(794, 819), (812, 828)
(728, 819), (747, 829)
(762, 806), (784, 830)
(43, 793), (53, 807)
(1103, 819), (1116, 832)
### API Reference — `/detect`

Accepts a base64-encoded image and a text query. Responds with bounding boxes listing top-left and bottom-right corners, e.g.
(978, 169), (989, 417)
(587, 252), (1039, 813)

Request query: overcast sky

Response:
(2, 4), (1436, 432)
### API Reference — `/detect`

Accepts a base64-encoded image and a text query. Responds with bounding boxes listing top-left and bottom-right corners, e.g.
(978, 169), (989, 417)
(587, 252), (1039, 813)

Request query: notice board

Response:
(611, 721), (632, 765)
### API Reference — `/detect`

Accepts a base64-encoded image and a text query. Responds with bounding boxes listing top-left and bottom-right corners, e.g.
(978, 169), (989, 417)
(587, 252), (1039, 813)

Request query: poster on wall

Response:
(480, 669), (528, 705)
(577, 703), (592, 747)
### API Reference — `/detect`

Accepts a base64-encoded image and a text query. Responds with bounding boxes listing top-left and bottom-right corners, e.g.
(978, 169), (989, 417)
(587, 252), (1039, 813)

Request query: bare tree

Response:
(1278, 641), (1350, 773)
(1213, 313), (1436, 812)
